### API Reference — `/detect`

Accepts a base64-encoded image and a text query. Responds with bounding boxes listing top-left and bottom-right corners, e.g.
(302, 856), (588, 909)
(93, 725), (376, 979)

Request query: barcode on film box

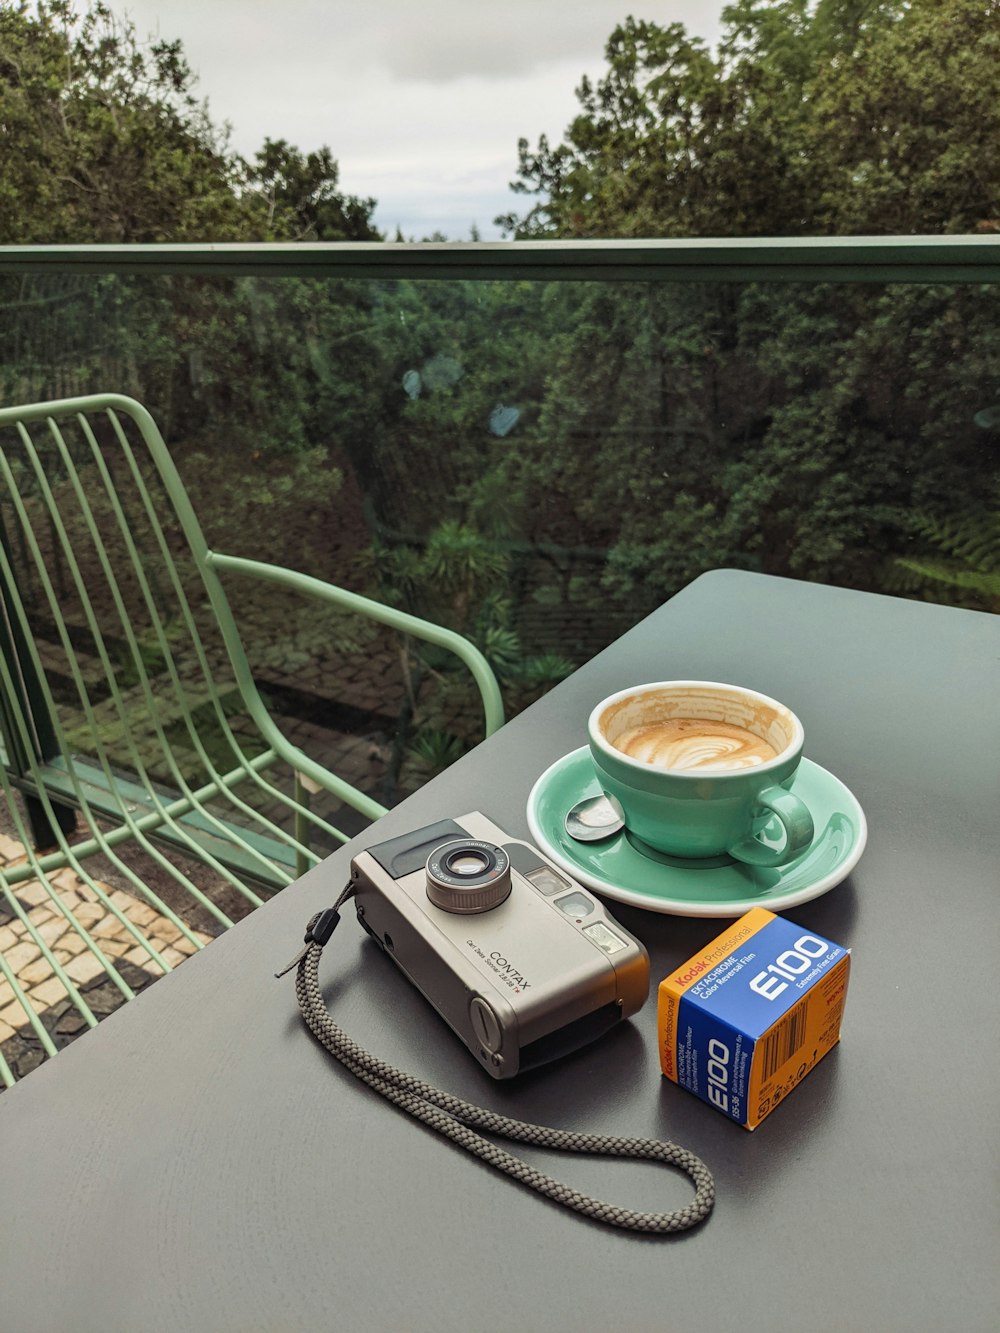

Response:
(759, 1003), (809, 1083)
(658, 908), (851, 1129)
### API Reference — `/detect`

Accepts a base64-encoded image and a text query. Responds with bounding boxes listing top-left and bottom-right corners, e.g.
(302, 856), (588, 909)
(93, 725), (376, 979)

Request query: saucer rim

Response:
(526, 747), (867, 917)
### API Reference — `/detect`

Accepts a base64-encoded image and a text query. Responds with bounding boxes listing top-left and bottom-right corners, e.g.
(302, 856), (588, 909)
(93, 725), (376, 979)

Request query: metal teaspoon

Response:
(564, 792), (625, 842)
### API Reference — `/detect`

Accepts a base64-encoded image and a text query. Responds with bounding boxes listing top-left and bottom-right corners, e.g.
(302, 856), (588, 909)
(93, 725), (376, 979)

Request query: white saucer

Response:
(526, 748), (867, 917)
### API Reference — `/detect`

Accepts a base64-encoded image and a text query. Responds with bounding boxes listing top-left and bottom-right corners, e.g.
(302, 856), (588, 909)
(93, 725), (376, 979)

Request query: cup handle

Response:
(727, 786), (815, 867)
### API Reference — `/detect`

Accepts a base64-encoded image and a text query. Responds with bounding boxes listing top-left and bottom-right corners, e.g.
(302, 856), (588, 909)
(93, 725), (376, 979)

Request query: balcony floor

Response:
(0, 830), (215, 1084)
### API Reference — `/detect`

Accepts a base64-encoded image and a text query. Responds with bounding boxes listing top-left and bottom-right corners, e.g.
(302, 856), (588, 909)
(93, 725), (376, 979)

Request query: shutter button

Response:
(470, 997), (502, 1053)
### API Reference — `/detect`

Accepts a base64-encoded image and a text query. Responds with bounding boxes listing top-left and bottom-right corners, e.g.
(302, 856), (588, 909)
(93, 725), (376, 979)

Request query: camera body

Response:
(351, 812), (649, 1079)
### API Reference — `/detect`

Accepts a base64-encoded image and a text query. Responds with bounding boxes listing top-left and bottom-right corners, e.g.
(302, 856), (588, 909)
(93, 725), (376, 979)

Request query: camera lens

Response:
(426, 840), (512, 915)
(449, 851), (490, 876)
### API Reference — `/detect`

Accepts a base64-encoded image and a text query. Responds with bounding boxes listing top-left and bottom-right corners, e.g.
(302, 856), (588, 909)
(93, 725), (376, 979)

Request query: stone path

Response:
(0, 832), (212, 1083)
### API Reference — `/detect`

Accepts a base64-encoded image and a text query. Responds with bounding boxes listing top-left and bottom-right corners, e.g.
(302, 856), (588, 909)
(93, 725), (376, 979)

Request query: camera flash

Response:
(583, 922), (628, 954)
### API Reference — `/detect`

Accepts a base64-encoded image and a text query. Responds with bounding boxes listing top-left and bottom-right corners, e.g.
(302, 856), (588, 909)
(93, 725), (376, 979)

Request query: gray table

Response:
(0, 571), (996, 1332)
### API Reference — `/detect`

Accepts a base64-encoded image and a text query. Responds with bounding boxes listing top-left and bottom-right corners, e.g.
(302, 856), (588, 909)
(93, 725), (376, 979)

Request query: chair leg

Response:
(293, 772), (312, 880)
(24, 792), (77, 852)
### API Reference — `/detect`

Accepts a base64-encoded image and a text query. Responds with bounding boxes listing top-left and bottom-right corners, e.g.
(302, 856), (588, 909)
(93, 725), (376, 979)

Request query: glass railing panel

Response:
(0, 262), (996, 829)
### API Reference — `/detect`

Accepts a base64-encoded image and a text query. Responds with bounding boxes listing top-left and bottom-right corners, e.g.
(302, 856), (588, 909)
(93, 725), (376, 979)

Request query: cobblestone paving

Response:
(0, 832), (212, 1083)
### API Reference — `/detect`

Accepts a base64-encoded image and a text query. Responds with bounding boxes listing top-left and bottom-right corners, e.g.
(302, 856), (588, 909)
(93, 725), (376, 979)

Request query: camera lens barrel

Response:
(425, 840), (512, 914)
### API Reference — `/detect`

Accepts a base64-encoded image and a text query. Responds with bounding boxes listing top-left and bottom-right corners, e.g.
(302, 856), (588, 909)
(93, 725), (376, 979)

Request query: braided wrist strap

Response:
(284, 895), (715, 1235)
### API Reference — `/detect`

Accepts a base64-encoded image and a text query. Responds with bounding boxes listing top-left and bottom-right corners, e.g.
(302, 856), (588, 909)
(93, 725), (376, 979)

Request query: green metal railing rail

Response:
(0, 235), (998, 283)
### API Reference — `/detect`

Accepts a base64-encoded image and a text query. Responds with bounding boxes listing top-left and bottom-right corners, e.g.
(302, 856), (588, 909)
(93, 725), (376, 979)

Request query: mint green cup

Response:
(587, 681), (814, 867)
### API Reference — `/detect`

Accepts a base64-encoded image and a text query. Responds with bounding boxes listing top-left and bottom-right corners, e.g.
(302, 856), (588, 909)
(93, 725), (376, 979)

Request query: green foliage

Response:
(501, 0), (999, 238)
(486, 1), (999, 621)
(506, 652), (576, 692)
(892, 501), (1000, 610)
(406, 728), (466, 783)
(422, 521), (509, 629)
(803, 0), (1000, 234)
(0, 3), (383, 516)
(0, 1), (379, 244)
(0, 1), (242, 242)
(111, 622), (179, 690)
(371, 522), (509, 634)
(246, 139), (377, 242)
(475, 625), (523, 679)
(180, 441), (345, 562)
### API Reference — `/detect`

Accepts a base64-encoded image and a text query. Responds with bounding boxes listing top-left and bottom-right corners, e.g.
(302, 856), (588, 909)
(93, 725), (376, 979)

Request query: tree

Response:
(0, 1), (382, 490)
(497, 19), (729, 238)
(0, 0), (243, 241)
(245, 139), (378, 242)
(500, 1), (1000, 238)
(803, 0), (1000, 233)
(0, 1), (379, 243)
(486, 1), (1000, 621)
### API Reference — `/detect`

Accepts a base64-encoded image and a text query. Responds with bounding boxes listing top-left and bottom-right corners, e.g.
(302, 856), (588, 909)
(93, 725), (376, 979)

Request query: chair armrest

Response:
(207, 551), (505, 738)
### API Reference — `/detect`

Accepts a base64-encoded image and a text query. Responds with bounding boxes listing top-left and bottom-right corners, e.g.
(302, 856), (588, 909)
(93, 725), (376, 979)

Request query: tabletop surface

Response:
(0, 570), (997, 1333)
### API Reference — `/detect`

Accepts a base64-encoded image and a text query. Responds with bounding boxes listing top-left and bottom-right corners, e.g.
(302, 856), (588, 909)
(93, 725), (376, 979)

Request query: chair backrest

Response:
(0, 395), (276, 1083)
(0, 395), (271, 819)
(0, 390), (503, 850)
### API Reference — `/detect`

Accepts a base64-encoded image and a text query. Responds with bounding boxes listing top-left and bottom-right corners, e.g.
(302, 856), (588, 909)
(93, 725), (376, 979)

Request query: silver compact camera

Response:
(351, 812), (649, 1079)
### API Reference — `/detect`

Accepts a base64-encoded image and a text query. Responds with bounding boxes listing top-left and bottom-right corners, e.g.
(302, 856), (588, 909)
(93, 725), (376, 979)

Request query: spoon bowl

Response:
(564, 792), (625, 842)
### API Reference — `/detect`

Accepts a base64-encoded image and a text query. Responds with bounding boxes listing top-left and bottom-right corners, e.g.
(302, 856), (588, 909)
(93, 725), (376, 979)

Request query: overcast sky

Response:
(117, 2), (726, 239)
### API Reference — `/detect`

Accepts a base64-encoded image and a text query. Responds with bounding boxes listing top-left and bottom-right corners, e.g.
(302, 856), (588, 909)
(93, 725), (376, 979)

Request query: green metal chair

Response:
(0, 393), (504, 1085)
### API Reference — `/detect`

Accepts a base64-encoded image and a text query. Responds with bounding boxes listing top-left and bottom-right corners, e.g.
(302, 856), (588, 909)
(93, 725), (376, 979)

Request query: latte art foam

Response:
(613, 718), (779, 772)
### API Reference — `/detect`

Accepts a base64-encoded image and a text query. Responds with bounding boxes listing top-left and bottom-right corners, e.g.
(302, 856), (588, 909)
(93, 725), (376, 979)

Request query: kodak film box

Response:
(658, 907), (850, 1129)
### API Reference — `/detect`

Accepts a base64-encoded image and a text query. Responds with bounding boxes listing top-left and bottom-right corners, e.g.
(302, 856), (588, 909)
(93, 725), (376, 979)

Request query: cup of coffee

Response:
(587, 681), (814, 866)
